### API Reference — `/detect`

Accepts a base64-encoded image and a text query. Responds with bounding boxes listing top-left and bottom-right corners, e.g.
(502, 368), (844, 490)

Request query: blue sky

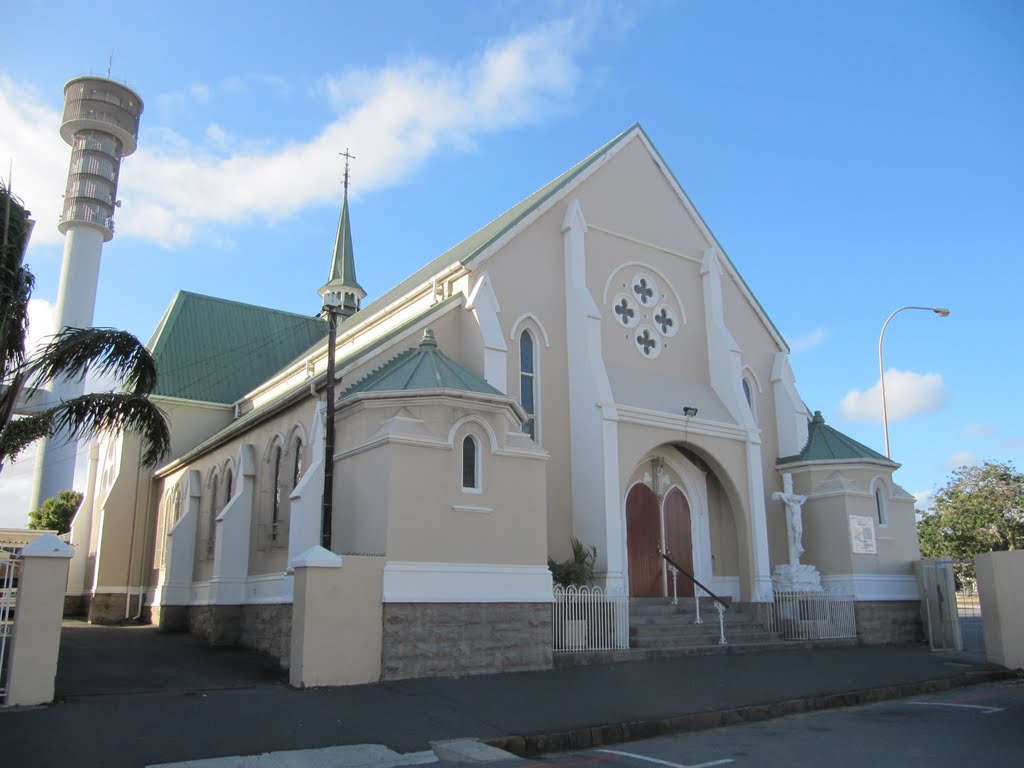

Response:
(1, 0), (1021, 525)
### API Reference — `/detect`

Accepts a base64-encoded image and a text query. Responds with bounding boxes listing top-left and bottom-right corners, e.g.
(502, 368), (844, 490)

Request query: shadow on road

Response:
(56, 619), (286, 698)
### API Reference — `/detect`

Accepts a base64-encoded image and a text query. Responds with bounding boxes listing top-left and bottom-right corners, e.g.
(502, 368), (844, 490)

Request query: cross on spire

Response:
(340, 148), (355, 195)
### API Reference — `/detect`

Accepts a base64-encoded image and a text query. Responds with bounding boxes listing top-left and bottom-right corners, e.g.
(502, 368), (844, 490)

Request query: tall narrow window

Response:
(271, 445), (282, 540)
(292, 438), (304, 487)
(875, 484), (888, 526)
(208, 474), (219, 557)
(462, 435), (479, 490)
(225, 468), (233, 505)
(519, 331), (536, 440)
(742, 376), (756, 422)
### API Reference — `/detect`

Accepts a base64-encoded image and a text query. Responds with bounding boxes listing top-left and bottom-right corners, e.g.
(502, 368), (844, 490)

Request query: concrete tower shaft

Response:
(58, 76), (144, 241)
(28, 76), (144, 512)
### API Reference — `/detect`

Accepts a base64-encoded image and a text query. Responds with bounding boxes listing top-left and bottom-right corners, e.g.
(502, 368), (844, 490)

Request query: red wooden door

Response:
(626, 484), (662, 597)
(663, 488), (695, 597)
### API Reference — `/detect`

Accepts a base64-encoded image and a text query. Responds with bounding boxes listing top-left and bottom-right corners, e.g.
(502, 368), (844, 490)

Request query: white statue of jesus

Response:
(773, 473), (807, 566)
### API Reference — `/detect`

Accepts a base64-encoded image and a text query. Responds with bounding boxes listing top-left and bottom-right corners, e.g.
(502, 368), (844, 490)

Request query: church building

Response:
(64, 124), (923, 680)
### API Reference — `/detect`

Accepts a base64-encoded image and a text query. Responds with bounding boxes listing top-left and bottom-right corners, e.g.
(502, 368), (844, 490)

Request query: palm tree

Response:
(0, 178), (170, 473)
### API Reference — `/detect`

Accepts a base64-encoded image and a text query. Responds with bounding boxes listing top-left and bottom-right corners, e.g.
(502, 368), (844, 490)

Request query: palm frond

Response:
(48, 392), (170, 467)
(0, 412), (53, 469)
(25, 327), (159, 396)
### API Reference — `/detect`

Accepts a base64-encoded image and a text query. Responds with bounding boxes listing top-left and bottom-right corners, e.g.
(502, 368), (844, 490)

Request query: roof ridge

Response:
(332, 124), (641, 334)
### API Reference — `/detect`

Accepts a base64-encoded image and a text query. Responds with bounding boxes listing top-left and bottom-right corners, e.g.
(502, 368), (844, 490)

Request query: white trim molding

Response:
(382, 562), (554, 603)
(821, 574), (920, 601)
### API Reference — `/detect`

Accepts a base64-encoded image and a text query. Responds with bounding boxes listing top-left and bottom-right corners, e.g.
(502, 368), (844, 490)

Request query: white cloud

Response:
(0, 19), (584, 250)
(945, 450), (979, 470)
(838, 369), (947, 423)
(789, 325), (829, 353)
(913, 490), (935, 512)
(961, 423), (995, 438)
(0, 76), (70, 246)
(0, 447), (36, 527)
(25, 298), (57, 358)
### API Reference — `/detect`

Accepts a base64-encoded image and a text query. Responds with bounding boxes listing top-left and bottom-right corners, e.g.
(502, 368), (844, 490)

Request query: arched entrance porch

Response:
(622, 446), (742, 601)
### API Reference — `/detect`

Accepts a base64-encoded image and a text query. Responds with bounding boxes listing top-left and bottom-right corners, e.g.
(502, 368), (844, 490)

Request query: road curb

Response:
(486, 669), (1016, 757)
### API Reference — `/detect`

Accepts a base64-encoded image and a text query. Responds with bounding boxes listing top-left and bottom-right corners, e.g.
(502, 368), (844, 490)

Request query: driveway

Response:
(55, 619), (286, 698)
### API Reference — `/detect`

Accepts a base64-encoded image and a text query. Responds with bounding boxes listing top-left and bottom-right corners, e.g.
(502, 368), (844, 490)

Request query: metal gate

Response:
(915, 558), (962, 651)
(0, 545), (21, 701)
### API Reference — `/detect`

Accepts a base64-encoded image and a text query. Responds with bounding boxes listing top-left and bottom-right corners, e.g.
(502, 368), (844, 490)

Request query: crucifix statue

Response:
(773, 473), (807, 567)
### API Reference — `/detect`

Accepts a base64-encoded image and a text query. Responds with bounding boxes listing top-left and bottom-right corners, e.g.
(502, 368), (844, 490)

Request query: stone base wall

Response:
(187, 605), (242, 646)
(63, 594), (86, 617)
(153, 603), (187, 631)
(382, 602), (552, 680)
(87, 592), (128, 624)
(854, 600), (924, 645)
(241, 603), (292, 668)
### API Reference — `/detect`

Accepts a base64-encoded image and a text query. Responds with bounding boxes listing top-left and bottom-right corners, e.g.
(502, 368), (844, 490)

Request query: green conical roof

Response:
(777, 411), (897, 467)
(341, 329), (503, 400)
(322, 191), (363, 296)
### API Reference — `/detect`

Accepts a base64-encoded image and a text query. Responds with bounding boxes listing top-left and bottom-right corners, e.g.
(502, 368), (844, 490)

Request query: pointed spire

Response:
(319, 149), (365, 318)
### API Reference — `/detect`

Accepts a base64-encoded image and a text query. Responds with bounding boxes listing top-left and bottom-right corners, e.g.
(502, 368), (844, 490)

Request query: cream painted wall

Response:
(384, 431), (547, 566)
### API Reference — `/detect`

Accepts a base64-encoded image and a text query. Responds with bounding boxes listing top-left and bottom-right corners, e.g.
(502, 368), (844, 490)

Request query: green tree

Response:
(917, 461), (1024, 563)
(0, 179), (170, 471)
(27, 490), (83, 534)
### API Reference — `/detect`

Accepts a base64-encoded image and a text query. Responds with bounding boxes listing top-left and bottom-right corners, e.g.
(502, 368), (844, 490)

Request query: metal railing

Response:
(661, 552), (728, 645)
(1, 546), (21, 701)
(552, 584), (629, 652)
(768, 589), (856, 640)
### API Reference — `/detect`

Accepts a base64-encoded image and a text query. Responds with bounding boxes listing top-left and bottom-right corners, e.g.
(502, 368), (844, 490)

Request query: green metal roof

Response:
(777, 411), (897, 467)
(341, 328), (503, 400)
(147, 291), (327, 404)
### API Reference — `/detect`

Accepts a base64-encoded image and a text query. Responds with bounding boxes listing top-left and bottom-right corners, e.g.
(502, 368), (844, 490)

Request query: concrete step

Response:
(631, 629), (782, 649)
(553, 636), (860, 667)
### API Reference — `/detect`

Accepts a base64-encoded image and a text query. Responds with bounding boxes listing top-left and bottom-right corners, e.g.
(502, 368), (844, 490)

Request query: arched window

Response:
(207, 473), (219, 557)
(519, 330), (537, 441)
(462, 435), (480, 491)
(270, 444), (283, 540)
(874, 483), (888, 527)
(742, 376), (757, 422)
(292, 437), (304, 488)
(225, 467), (233, 504)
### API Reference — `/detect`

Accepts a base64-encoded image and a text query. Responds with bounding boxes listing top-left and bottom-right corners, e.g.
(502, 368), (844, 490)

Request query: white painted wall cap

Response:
(289, 545), (343, 569)
(19, 533), (74, 558)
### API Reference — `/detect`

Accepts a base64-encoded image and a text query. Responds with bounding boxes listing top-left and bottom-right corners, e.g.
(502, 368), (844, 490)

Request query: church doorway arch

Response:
(625, 483), (661, 597)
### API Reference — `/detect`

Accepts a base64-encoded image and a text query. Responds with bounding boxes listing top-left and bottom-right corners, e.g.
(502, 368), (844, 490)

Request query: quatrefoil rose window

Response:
(609, 271), (679, 358)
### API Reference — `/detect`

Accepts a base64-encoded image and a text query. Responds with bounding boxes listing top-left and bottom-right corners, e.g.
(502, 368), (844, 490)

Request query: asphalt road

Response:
(523, 680), (1024, 768)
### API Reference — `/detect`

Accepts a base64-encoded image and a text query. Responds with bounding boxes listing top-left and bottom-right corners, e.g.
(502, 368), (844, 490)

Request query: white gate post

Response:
(4, 535), (74, 707)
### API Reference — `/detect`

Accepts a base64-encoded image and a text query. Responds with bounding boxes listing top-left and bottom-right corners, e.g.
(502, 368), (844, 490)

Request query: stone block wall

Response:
(187, 605), (242, 645)
(382, 603), (552, 680)
(854, 600), (924, 645)
(86, 592), (129, 624)
(241, 603), (292, 668)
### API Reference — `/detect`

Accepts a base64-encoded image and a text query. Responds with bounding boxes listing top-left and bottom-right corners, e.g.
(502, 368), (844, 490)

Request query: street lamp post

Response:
(878, 306), (950, 459)
(320, 293), (340, 550)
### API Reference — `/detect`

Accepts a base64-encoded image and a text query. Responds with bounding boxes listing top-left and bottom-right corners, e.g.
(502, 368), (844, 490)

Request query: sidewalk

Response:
(1, 640), (1013, 768)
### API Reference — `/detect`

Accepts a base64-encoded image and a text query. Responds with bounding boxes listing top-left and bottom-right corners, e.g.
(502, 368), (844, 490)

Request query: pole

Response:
(878, 306), (951, 458)
(321, 306), (337, 550)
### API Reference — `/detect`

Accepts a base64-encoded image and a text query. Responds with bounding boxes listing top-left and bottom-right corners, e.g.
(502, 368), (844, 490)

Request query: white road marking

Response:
(595, 748), (733, 768)
(906, 701), (1004, 715)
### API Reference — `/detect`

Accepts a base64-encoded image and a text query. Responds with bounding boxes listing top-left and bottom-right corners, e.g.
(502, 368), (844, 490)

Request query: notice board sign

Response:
(849, 515), (877, 554)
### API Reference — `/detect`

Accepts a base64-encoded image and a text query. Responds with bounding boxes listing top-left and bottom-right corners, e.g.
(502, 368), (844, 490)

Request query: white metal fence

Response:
(552, 585), (630, 652)
(1, 546), (21, 701)
(768, 589), (857, 640)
